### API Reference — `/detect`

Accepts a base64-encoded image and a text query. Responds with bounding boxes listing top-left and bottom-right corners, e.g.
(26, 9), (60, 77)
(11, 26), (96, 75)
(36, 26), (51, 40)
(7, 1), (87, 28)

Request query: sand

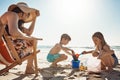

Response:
(0, 51), (120, 80)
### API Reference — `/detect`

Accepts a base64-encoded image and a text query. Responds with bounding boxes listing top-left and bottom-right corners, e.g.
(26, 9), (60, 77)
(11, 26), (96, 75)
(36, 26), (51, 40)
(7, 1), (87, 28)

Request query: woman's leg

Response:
(25, 58), (35, 74)
(25, 39), (38, 74)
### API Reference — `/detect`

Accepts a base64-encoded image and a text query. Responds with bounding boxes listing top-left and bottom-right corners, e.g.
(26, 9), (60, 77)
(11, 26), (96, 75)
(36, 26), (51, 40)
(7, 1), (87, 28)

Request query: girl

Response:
(83, 32), (118, 71)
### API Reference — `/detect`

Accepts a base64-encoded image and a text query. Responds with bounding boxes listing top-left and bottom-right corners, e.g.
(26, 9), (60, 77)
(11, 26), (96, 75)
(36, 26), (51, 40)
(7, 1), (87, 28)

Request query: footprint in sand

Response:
(68, 77), (75, 79)
(60, 71), (66, 74)
(74, 74), (78, 77)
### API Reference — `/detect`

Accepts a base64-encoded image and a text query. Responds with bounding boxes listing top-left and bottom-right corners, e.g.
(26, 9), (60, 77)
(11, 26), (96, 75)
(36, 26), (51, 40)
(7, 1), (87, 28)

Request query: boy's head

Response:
(60, 34), (71, 45)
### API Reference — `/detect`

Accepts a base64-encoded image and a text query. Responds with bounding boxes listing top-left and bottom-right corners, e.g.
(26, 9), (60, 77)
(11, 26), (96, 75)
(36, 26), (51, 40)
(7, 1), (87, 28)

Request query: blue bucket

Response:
(72, 60), (80, 68)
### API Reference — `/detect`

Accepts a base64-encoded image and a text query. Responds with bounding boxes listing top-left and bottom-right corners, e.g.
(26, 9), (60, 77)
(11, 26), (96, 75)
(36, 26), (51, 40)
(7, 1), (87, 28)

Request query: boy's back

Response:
(49, 43), (61, 54)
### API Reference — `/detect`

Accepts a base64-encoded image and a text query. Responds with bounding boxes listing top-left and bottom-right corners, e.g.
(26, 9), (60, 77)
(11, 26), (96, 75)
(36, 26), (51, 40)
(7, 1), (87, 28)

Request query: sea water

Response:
(37, 45), (120, 67)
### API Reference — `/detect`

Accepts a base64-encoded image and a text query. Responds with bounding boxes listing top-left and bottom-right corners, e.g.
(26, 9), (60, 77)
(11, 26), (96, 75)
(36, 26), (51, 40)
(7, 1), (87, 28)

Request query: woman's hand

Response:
(35, 10), (40, 16)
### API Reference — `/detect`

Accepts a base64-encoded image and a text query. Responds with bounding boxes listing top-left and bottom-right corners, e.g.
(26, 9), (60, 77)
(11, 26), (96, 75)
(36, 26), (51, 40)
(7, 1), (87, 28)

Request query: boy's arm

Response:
(62, 47), (74, 55)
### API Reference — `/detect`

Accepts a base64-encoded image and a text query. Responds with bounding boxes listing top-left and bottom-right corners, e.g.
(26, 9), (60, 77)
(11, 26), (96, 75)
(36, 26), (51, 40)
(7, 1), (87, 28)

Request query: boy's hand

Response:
(71, 50), (75, 55)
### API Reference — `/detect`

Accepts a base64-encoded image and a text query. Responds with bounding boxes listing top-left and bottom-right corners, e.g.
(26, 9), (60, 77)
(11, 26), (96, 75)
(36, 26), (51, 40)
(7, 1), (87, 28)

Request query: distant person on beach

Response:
(0, 2), (40, 74)
(82, 32), (118, 71)
(47, 33), (75, 67)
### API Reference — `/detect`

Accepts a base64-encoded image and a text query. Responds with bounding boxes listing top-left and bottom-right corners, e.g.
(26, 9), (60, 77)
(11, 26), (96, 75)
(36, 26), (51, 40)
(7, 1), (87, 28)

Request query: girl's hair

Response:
(92, 32), (107, 48)
(11, 7), (24, 13)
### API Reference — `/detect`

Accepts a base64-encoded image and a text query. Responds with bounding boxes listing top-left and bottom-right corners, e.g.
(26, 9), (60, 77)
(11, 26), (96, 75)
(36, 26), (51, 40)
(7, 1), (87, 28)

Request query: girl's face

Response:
(92, 37), (101, 46)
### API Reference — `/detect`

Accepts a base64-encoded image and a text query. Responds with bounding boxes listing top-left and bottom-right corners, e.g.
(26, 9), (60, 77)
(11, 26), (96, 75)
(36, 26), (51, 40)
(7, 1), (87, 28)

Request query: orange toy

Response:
(72, 53), (81, 61)
(75, 54), (79, 58)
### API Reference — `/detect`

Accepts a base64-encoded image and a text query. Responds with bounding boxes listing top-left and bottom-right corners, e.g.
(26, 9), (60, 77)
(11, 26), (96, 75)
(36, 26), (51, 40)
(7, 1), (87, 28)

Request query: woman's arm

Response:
(0, 21), (5, 40)
(7, 12), (35, 40)
(21, 18), (36, 36)
(21, 10), (40, 36)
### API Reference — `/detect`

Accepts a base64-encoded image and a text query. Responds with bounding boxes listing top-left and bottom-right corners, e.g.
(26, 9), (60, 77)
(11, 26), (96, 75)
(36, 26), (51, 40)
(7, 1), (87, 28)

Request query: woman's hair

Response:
(92, 32), (107, 48)
(11, 7), (24, 13)
(11, 7), (25, 30)
(18, 20), (25, 30)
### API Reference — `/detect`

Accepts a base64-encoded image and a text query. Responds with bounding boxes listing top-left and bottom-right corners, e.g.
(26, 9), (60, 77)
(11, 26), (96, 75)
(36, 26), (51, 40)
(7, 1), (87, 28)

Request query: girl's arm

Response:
(103, 45), (114, 55)
(82, 46), (99, 54)
(82, 50), (94, 54)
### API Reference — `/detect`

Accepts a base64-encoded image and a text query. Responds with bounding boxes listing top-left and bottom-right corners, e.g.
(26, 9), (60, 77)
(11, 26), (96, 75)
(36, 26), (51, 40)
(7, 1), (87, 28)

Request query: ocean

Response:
(37, 45), (120, 67)
(38, 45), (120, 54)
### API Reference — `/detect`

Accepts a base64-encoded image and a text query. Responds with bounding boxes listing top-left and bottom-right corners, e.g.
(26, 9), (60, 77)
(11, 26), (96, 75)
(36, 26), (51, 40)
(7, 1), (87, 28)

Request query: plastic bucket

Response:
(72, 60), (80, 68)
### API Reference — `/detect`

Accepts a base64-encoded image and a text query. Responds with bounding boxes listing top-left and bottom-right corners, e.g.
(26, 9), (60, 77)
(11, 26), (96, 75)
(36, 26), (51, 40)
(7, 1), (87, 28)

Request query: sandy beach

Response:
(0, 47), (120, 80)
(0, 0), (120, 79)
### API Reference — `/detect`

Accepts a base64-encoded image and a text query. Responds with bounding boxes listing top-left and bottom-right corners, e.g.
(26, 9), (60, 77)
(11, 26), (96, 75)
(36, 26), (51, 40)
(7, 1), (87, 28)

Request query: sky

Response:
(0, 0), (120, 47)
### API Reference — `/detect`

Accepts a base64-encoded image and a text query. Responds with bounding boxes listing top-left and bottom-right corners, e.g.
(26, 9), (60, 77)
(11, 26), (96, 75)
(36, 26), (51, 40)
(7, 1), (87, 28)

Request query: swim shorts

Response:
(47, 53), (61, 62)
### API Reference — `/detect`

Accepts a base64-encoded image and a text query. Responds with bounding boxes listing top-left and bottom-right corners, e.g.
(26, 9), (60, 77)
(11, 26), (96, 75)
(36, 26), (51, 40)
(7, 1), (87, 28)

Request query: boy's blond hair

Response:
(60, 34), (71, 41)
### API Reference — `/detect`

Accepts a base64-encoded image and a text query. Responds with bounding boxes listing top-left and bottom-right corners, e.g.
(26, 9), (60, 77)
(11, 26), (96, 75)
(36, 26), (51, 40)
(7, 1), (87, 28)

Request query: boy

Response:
(47, 33), (74, 67)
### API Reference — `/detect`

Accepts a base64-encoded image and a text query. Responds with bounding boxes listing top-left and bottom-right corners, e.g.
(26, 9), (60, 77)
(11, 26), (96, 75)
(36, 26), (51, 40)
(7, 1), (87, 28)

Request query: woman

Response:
(8, 2), (42, 74)
(0, 2), (40, 74)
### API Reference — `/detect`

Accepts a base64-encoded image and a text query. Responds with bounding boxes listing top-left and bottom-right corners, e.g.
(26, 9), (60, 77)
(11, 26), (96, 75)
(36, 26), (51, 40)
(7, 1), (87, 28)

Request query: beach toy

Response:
(72, 53), (82, 61)
(72, 60), (80, 68)
(79, 63), (87, 71)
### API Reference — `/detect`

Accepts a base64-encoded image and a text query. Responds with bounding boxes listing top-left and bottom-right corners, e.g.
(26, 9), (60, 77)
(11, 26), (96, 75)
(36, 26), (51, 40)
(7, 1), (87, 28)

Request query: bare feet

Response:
(50, 63), (57, 68)
(105, 67), (113, 73)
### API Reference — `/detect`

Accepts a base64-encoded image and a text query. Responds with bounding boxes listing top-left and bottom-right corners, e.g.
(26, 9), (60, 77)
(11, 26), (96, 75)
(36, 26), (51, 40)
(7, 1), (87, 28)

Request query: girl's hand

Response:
(92, 52), (99, 57)
(82, 51), (87, 54)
